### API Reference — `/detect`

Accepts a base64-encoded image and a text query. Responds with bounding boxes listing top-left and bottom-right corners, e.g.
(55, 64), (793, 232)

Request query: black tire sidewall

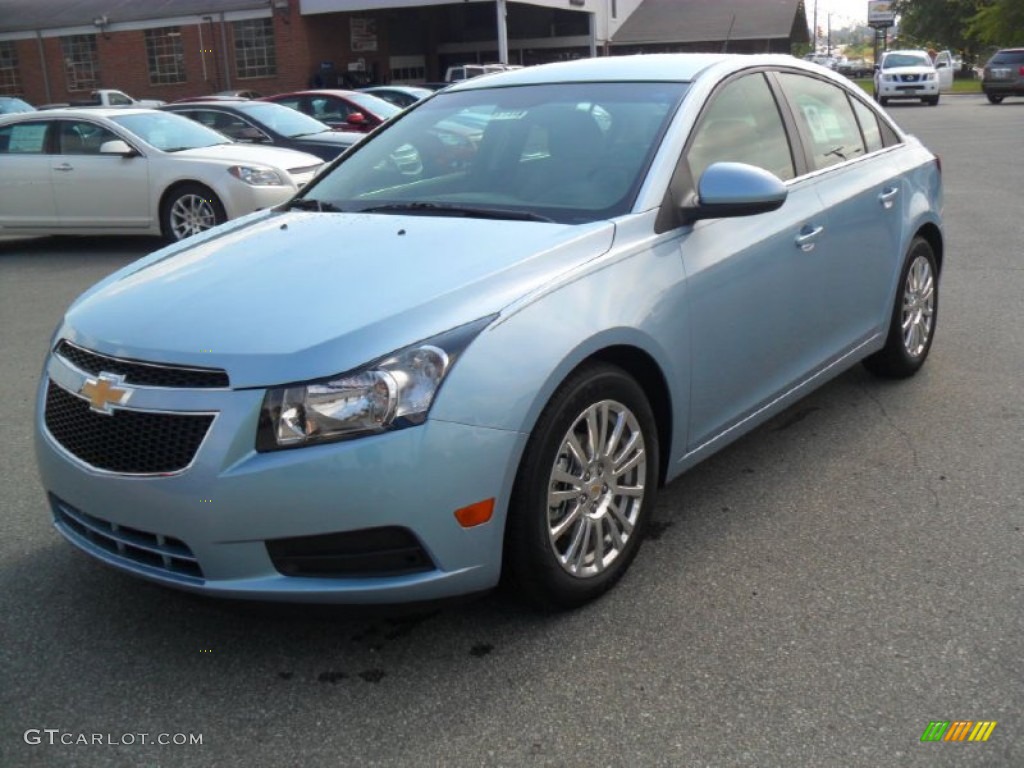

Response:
(504, 363), (659, 609)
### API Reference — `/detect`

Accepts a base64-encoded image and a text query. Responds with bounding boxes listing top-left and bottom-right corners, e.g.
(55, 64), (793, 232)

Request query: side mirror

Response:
(237, 126), (269, 142)
(346, 112), (367, 126)
(99, 140), (137, 157)
(683, 162), (788, 224)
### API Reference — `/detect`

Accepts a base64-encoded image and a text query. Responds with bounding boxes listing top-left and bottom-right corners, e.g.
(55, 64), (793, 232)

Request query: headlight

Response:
(257, 316), (495, 451)
(924, 72), (936, 81)
(228, 165), (285, 186)
(882, 74), (895, 82)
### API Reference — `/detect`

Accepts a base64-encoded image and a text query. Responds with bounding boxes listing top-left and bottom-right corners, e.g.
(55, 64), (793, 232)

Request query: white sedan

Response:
(0, 108), (323, 240)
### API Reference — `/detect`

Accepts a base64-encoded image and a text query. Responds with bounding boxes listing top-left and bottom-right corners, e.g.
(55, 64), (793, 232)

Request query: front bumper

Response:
(35, 353), (526, 603)
(876, 80), (939, 100)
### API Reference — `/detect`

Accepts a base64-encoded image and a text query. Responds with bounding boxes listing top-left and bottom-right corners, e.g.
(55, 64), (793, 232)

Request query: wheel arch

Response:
(157, 180), (222, 237)
(915, 221), (944, 274)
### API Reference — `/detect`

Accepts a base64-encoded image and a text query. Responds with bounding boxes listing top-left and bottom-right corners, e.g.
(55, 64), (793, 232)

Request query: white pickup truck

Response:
(40, 89), (166, 110)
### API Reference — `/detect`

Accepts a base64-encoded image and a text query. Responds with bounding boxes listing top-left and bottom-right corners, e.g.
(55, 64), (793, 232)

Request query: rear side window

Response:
(776, 73), (866, 171)
(0, 122), (48, 154)
(849, 97), (884, 153)
(687, 73), (795, 182)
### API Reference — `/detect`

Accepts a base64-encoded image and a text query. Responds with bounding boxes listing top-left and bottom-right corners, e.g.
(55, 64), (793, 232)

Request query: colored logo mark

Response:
(921, 720), (997, 742)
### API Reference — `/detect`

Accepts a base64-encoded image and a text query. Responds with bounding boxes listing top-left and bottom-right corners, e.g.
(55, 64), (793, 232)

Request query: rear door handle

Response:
(795, 225), (825, 252)
(879, 187), (899, 209)
(53, 163), (74, 172)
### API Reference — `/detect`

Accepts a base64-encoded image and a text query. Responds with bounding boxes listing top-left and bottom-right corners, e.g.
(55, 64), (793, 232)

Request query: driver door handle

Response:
(795, 225), (825, 252)
(53, 163), (74, 172)
(879, 187), (899, 209)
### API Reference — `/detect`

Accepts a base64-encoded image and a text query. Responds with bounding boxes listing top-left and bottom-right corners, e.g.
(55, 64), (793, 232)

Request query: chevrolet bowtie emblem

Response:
(80, 373), (131, 415)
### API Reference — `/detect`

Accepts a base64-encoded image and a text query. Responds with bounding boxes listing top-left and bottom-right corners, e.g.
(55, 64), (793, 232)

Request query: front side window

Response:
(234, 18), (276, 79)
(686, 73), (795, 182)
(0, 41), (22, 96)
(56, 120), (120, 154)
(776, 73), (866, 171)
(145, 28), (186, 85)
(0, 122), (48, 154)
(61, 35), (100, 92)
(304, 82), (687, 225)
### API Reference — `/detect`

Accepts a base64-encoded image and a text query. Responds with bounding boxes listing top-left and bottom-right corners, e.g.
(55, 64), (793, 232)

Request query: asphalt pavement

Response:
(0, 94), (1021, 767)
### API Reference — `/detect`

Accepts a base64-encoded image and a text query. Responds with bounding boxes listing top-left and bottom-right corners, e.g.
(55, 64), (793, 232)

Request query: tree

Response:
(892, 0), (983, 52)
(969, 0), (1024, 46)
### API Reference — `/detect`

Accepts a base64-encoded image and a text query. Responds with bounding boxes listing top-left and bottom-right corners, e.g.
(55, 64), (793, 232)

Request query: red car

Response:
(260, 89), (402, 133)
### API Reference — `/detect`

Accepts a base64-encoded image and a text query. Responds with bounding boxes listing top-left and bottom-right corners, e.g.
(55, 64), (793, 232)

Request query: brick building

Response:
(0, 0), (809, 107)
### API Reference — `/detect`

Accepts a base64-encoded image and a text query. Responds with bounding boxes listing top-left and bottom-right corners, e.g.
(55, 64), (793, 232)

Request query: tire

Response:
(879, 96), (889, 106)
(161, 183), (226, 242)
(986, 94), (1004, 104)
(863, 236), (939, 379)
(925, 96), (939, 106)
(503, 362), (659, 610)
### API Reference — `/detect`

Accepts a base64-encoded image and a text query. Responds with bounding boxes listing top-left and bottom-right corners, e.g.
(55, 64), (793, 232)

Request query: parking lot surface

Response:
(1, 94), (1021, 767)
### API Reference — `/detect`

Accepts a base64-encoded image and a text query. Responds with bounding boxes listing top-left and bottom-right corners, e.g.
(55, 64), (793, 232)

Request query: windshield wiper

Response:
(282, 198), (343, 212)
(360, 202), (553, 222)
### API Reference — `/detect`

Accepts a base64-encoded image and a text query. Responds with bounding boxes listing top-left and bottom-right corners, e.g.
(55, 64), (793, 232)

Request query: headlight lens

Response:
(923, 72), (936, 81)
(257, 316), (494, 451)
(882, 74), (895, 82)
(228, 165), (285, 186)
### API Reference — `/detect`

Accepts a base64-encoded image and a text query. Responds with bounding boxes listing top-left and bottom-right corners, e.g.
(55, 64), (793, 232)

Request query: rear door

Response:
(774, 71), (905, 358)
(0, 119), (58, 228)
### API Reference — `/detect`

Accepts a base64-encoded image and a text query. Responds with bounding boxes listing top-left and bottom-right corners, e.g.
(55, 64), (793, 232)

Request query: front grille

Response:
(267, 527), (434, 578)
(56, 340), (229, 388)
(900, 74), (922, 83)
(45, 381), (213, 474)
(52, 495), (203, 582)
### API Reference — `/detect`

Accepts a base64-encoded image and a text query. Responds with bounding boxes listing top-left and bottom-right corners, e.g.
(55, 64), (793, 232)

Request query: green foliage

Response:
(969, 0), (1024, 46)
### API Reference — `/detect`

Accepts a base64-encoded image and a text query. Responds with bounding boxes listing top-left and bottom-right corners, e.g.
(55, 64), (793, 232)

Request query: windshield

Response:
(111, 112), (232, 150)
(883, 53), (931, 68)
(299, 82), (687, 225)
(237, 102), (330, 137)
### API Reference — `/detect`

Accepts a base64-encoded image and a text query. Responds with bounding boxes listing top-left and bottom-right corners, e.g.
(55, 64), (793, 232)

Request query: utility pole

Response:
(813, 0), (818, 52)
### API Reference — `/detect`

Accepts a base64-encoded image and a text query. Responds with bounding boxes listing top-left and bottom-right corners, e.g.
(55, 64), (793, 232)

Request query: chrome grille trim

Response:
(55, 340), (229, 389)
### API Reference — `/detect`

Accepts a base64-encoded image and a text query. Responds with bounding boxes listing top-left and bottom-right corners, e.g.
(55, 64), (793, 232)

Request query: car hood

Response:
(172, 143), (322, 170)
(881, 66), (935, 75)
(60, 211), (615, 387)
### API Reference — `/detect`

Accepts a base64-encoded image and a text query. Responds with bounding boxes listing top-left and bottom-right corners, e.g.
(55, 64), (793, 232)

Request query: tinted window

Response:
(777, 73), (866, 171)
(988, 50), (1024, 66)
(0, 121), (48, 153)
(57, 120), (120, 154)
(849, 97), (884, 153)
(687, 73), (795, 182)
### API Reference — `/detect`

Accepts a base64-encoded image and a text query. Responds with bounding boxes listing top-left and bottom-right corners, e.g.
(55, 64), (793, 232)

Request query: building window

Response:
(145, 28), (186, 85)
(0, 41), (22, 95)
(61, 34), (100, 91)
(233, 18), (276, 79)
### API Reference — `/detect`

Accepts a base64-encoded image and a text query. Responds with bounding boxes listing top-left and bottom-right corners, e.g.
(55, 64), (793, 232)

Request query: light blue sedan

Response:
(35, 54), (943, 610)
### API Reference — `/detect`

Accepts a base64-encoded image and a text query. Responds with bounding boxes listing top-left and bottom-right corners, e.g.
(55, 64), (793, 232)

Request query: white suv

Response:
(874, 49), (953, 106)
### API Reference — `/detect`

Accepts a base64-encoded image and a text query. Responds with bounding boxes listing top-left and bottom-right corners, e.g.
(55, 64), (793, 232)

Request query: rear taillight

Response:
(1019, 65), (1024, 75)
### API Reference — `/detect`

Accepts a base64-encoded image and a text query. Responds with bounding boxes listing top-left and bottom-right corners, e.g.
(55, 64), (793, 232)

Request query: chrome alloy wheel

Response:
(546, 399), (647, 578)
(902, 254), (935, 358)
(169, 194), (218, 240)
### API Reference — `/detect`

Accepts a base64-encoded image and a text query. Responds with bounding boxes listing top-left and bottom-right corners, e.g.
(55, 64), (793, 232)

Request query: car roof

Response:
(450, 53), (837, 90)
(1, 106), (157, 119)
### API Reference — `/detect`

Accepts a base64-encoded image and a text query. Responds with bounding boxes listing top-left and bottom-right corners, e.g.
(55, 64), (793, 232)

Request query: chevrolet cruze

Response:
(35, 55), (944, 609)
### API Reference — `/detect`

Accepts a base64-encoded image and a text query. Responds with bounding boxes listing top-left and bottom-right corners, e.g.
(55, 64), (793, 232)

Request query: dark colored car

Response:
(359, 85), (433, 108)
(982, 48), (1024, 104)
(161, 100), (361, 161)
(260, 89), (402, 133)
(0, 96), (35, 114)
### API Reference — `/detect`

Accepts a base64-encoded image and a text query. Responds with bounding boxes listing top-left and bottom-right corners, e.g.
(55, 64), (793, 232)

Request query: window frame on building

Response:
(0, 41), (23, 96)
(61, 34), (100, 92)
(233, 18), (277, 80)
(145, 27), (187, 86)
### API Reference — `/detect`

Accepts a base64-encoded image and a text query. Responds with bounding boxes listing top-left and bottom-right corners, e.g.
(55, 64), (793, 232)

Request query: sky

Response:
(807, 0), (871, 28)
